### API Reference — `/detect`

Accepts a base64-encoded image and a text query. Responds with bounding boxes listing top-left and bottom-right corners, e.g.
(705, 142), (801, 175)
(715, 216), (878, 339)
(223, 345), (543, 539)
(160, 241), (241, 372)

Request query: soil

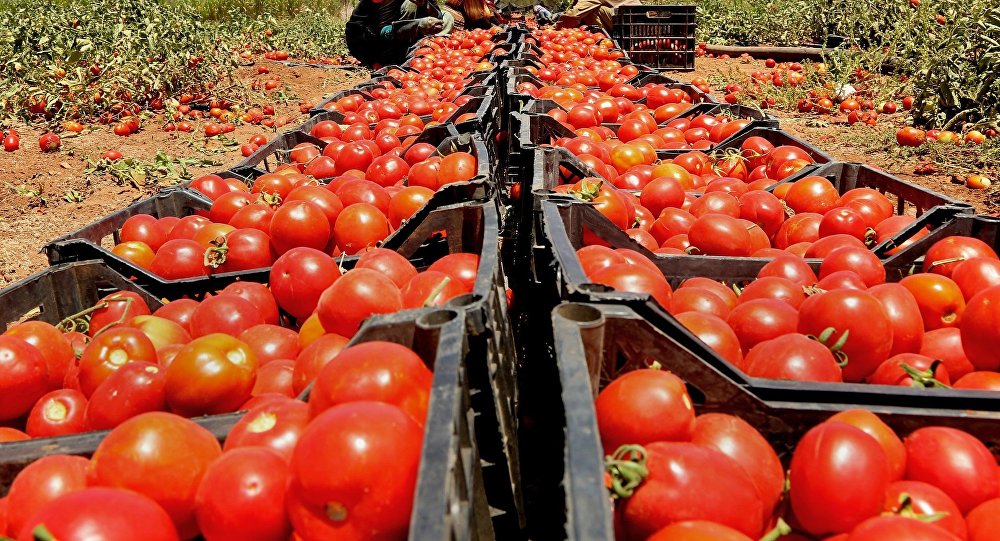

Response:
(664, 57), (1000, 214)
(0, 61), (370, 286)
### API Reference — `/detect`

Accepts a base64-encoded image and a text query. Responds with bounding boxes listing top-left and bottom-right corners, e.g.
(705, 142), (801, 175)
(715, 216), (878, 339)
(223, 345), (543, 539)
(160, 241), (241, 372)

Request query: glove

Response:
(417, 17), (444, 35)
(380, 24), (393, 39)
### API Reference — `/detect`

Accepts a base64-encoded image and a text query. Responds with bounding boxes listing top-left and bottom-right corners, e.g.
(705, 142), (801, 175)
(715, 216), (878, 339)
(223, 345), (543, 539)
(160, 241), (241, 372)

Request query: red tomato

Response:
(922, 236), (998, 277)
(675, 312), (743, 366)
(797, 289), (893, 382)
(252, 359), (295, 397)
(355, 248), (418, 288)
(669, 287), (731, 319)
(6, 455), (90, 537)
(189, 294), (265, 338)
(757, 254), (818, 286)
(744, 333), (842, 381)
(726, 298), (799, 353)
(269, 200), (331, 254)
(293, 334), (350, 395)
(898, 274), (965, 330)
(165, 334), (257, 416)
(828, 409), (906, 481)
(738, 276), (806, 308)
(882, 480), (967, 539)
(151, 239), (209, 279)
(388, 186), (433, 228)
(333, 203), (390, 255)
(819, 246), (885, 287)
(868, 283), (924, 356)
(121, 214), (167, 252)
(87, 291), (151, 336)
(904, 427), (999, 514)
(195, 447), (291, 541)
(78, 327), (157, 397)
(238, 325), (299, 365)
(25, 389), (88, 437)
(617, 441), (765, 539)
(315, 269), (403, 338)
(427, 253), (480, 292)
(88, 412), (222, 538)
(691, 413), (785, 514)
(269, 247), (342, 320)
(790, 421), (891, 536)
(287, 402), (422, 540)
(960, 285), (1000, 371)
(129, 315), (191, 353)
(846, 515), (961, 541)
(401, 270), (469, 308)
(868, 353), (950, 387)
(153, 299), (200, 333)
(590, 264), (673, 309)
(14, 487), (179, 541)
(595, 369), (695, 452)
(951, 257), (1000, 300)
(648, 521), (753, 541)
(966, 498), (1000, 541)
(5, 321), (74, 389)
(220, 282), (280, 326)
(85, 361), (167, 430)
(224, 397), (309, 462)
(921, 327), (974, 380)
(0, 336), (49, 421)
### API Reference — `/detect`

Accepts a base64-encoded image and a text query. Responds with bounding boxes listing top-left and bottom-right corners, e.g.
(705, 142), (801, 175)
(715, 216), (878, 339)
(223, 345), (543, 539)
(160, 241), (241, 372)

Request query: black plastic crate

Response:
(882, 212), (1000, 279)
(0, 260), (163, 328)
(0, 306), (511, 541)
(231, 130), (327, 178)
(550, 301), (1000, 540)
(612, 4), (697, 70)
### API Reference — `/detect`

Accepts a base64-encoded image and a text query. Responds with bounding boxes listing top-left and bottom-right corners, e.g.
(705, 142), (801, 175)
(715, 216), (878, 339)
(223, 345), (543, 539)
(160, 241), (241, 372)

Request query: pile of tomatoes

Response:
(597, 367), (999, 540)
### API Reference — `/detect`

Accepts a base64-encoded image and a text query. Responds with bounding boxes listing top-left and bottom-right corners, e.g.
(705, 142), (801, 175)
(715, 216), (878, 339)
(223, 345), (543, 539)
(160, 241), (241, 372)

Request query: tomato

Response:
(293, 334), (350, 395)
(960, 286), (1000, 371)
(151, 239), (209, 279)
(828, 409), (906, 481)
(862, 283), (923, 356)
(6, 455), (90, 537)
(427, 253), (479, 292)
(85, 361), (167, 430)
(896, 127), (926, 147)
(790, 421), (891, 536)
(966, 498), (1000, 541)
(783, 176), (839, 214)
(922, 236), (998, 277)
(905, 427), (998, 514)
(189, 294), (265, 338)
(316, 269), (403, 337)
(744, 333), (842, 381)
(130, 315), (191, 352)
(773, 213), (822, 249)
(269, 200), (331, 255)
(687, 214), (753, 256)
(153, 299), (199, 333)
(208, 192), (253, 224)
(112, 241), (156, 269)
(868, 353), (950, 387)
(229, 204), (275, 233)
(882, 481), (967, 539)
(335, 179), (390, 214)
(224, 397), (310, 462)
(817, 270), (868, 291)
(237, 324), (299, 366)
(356, 248), (418, 288)
(87, 291), (151, 336)
(590, 264), (673, 309)
(78, 327), (157, 397)
(401, 270), (468, 308)
(951, 257), (1000, 300)
(388, 186), (433, 228)
(818, 246), (885, 287)
(898, 274), (965, 330)
(195, 447), (291, 541)
(726, 298), (799, 353)
(739, 190), (785, 238)
(14, 487), (179, 541)
(166, 215), (212, 241)
(4, 321), (74, 389)
(89, 412), (222, 538)
(691, 413), (784, 514)
(287, 402), (422, 540)
(797, 289), (893, 382)
(757, 255), (818, 286)
(251, 359), (294, 397)
(739, 276), (807, 308)
(333, 203), (390, 255)
(165, 334), (257, 416)
(595, 369), (695, 452)
(0, 427), (29, 442)
(848, 515), (961, 540)
(269, 247), (342, 320)
(617, 442), (765, 539)
(674, 312), (743, 367)
(121, 214), (167, 252)
(25, 389), (87, 437)
(920, 327), (974, 380)
(648, 521), (753, 541)
(669, 287), (731, 319)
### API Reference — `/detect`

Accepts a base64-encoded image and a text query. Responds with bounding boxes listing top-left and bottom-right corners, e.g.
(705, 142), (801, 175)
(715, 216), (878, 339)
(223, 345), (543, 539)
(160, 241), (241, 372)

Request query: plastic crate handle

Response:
(641, 10), (678, 19)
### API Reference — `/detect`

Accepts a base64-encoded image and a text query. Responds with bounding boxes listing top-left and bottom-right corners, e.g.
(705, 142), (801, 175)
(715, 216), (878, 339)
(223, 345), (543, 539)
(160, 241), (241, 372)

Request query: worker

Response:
(555, 0), (639, 32)
(441, 0), (499, 32)
(345, 0), (446, 67)
(533, 4), (556, 24)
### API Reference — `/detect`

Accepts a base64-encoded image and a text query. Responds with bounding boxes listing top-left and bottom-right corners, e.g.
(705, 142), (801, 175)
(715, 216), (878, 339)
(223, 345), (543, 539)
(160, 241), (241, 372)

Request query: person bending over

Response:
(346, 0), (445, 67)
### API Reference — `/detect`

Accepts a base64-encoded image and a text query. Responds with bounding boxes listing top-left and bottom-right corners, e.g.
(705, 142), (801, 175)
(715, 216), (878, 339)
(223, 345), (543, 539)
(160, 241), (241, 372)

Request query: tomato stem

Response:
(758, 518), (792, 541)
(925, 256), (966, 271)
(55, 297), (133, 336)
(893, 492), (950, 523)
(901, 361), (951, 389)
(604, 444), (648, 499)
(203, 236), (230, 268)
(423, 275), (452, 307)
(32, 525), (57, 541)
(864, 227), (878, 247)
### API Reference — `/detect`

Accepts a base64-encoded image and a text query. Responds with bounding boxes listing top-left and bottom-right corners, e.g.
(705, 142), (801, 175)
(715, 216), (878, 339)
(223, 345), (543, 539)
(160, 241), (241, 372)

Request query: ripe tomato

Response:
(78, 327), (157, 397)
(85, 361), (167, 430)
(595, 369), (695, 452)
(847, 515), (961, 540)
(333, 203), (390, 255)
(355, 247), (418, 288)
(966, 498), (1000, 541)
(189, 293), (265, 337)
(691, 413), (785, 514)
(648, 521), (753, 541)
(882, 481), (967, 539)
(129, 315), (191, 353)
(866, 283), (924, 356)
(590, 264), (673, 309)
(4, 321), (74, 389)
(828, 409), (906, 481)
(14, 487), (179, 541)
(960, 284), (1000, 370)
(726, 298), (799, 353)
(316, 269), (403, 337)
(287, 402), (423, 540)
(153, 299), (200, 333)
(89, 412), (222, 538)
(669, 287), (732, 319)
(745, 333), (842, 381)
(252, 359), (294, 397)
(269, 247), (342, 320)
(783, 176), (839, 214)
(165, 334), (257, 416)
(293, 334), (350, 395)
(388, 186), (433, 228)
(617, 442), (765, 539)
(427, 252), (479, 292)
(151, 239), (209, 279)
(921, 327), (974, 380)
(121, 214), (167, 252)
(25, 389), (88, 437)
(675, 312), (743, 366)
(905, 427), (999, 514)
(819, 246), (885, 287)
(951, 257), (1000, 300)
(868, 353), (950, 387)
(224, 397), (309, 462)
(87, 291), (151, 336)
(790, 421), (891, 536)
(237, 324), (299, 365)
(773, 213), (822, 248)
(922, 236), (998, 277)
(687, 214), (753, 256)
(898, 274), (965, 330)
(401, 270), (468, 308)
(6, 455), (90, 537)
(195, 447), (291, 541)
(269, 200), (331, 255)
(797, 289), (893, 382)
(738, 276), (807, 308)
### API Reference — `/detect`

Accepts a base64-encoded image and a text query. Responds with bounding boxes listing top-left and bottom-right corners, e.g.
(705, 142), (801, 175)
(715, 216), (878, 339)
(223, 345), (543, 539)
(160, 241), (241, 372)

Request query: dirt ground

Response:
(2, 55), (996, 285)
(665, 57), (1000, 215)
(0, 61), (370, 286)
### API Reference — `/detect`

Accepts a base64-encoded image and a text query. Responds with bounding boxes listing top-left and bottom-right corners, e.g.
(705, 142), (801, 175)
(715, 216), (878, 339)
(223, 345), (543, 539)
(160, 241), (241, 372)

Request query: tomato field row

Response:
(1, 19), (1000, 541)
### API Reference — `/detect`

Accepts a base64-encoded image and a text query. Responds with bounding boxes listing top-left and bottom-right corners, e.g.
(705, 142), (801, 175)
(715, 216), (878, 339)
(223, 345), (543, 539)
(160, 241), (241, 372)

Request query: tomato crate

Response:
(0, 260), (163, 329)
(230, 130), (328, 178)
(769, 161), (967, 221)
(308, 82), (396, 117)
(882, 212), (1000, 278)
(445, 89), (504, 142)
(611, 4), (697, 71)
(0, 306), (518, 541)
(543, 301), (1000, 540)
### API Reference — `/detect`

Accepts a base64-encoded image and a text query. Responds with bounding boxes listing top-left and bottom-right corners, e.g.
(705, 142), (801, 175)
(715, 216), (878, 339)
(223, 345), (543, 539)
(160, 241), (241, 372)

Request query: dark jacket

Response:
(346, 0), (441, 66)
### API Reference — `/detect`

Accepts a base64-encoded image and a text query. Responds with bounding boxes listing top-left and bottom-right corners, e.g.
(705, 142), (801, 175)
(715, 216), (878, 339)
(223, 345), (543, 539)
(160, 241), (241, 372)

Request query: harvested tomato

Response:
(25, 389), (88, 437)
(315, 269), (403, 338)
(5, 455), (90, 537)
(595, 369), (695, 452)
(78, 327), (157, 397)
(224, 397), (309, 462)
(14, 487), (179, 541)
(195, 447), (291, 541)
(165, 334), (257, 416)
(904, 426), (999, 514)
(85, 361), (167, 430)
